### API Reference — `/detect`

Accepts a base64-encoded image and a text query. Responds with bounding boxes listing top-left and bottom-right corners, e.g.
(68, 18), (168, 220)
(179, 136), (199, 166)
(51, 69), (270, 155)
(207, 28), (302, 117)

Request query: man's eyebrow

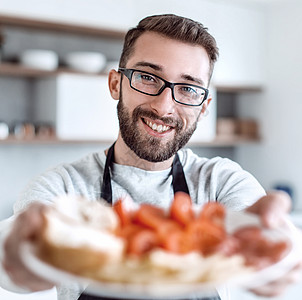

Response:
(132, 61), (162, 71)
(181, 74), (205, 87)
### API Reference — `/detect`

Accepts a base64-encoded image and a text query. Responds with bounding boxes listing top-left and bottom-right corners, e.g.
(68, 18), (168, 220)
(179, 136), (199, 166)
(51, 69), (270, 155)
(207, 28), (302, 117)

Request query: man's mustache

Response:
(132, 106), (183, 130)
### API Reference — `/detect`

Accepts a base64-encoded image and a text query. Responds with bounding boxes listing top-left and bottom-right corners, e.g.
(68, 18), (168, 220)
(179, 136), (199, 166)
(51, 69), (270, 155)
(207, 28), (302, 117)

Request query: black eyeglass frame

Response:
(118, 68), (209, 107)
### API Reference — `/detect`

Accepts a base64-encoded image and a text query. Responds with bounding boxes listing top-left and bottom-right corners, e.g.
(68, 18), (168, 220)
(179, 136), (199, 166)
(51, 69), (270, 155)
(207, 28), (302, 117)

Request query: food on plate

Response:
(34, 193), (289, 285)
(113, 193), (288, 267)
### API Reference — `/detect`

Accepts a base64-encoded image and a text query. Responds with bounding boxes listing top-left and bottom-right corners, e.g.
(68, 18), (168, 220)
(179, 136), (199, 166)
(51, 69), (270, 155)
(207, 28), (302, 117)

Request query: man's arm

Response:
(246, 191), (302, 297)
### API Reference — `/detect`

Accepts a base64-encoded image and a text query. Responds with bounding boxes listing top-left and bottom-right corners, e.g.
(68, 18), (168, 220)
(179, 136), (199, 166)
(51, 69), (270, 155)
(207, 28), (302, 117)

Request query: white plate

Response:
(20, 210), (302, 299)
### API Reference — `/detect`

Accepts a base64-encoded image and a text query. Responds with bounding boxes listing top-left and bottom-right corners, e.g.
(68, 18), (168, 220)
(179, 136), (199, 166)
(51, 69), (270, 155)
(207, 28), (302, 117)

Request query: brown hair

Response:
(119, 14), (219, 81)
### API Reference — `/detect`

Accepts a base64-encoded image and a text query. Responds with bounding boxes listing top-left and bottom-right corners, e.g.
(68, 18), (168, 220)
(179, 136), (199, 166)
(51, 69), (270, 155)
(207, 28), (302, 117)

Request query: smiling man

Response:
(111, 30), (211, 166)
(1, 14), (301, 300)
(110, 23), (214, 168)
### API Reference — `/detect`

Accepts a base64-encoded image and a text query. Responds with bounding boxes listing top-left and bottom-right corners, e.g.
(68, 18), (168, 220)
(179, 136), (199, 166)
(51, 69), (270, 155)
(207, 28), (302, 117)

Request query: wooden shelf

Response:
(194, 135), (260, 147)
(0, 62), (108, 78)
(215, 84), (263, 93)
(0, 14), (126, 39)
(0, 64), (264, 94)
(0, 135), (260, 147)
(0, 136), (113, 145)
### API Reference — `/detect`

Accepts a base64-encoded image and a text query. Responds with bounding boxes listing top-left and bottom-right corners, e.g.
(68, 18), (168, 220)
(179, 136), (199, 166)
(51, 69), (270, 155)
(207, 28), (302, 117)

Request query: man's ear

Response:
(108, 69), (121, 100)
(198, 95), (212, 122)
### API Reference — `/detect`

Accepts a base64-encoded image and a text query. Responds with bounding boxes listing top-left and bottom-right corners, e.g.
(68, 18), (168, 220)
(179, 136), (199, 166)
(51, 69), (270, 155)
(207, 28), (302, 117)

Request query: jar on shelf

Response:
(13, 122), (36, 139)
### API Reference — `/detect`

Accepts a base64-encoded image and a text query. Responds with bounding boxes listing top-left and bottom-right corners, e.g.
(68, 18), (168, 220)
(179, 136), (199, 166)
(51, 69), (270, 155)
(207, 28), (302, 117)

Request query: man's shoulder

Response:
(59, 151), (106, 173)
(30, 150), (106, 186)
(178, 148), (239, 170)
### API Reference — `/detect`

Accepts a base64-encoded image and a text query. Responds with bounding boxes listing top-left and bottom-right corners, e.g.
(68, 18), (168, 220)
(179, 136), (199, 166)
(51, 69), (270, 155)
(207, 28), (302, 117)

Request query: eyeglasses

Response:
(118, 68), (209, 107)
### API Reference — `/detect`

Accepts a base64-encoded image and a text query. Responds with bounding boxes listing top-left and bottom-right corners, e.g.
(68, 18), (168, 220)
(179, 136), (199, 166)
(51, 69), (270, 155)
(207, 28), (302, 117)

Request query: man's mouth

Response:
(143, 118), (171, 133)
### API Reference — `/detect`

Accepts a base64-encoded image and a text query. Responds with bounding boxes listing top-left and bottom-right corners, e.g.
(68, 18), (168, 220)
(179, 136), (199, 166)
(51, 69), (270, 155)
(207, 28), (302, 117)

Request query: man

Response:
(0, 14), (301, 300)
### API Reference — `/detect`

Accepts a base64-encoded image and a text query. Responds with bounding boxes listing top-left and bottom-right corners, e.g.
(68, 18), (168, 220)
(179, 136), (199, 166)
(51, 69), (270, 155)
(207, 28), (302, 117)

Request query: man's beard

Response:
(117, 97), (198, 162)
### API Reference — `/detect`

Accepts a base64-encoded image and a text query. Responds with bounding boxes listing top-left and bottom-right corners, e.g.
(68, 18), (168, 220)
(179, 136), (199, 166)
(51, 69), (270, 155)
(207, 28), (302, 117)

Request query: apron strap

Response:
(101, 142), (190, 204)
(172, 151), (190, 195)
(100, 142), (115, 203)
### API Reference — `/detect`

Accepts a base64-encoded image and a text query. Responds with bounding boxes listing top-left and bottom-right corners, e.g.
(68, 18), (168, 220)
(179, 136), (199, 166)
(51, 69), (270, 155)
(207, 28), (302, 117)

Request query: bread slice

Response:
(36, 196), (125, 275)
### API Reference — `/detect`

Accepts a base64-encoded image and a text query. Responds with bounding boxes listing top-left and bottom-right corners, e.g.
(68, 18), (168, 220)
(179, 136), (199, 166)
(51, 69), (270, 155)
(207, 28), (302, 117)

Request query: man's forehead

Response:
(128, 32), (211, 86)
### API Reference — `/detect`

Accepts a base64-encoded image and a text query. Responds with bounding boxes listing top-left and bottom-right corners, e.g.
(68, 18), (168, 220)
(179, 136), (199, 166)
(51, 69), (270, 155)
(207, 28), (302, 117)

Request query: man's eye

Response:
(181, 86), (197, 94)
(140, 74), (156, 82)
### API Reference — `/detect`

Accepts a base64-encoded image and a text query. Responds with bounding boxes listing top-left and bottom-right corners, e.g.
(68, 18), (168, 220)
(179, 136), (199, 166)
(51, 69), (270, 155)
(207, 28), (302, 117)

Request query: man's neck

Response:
(111, 136), (174, 171)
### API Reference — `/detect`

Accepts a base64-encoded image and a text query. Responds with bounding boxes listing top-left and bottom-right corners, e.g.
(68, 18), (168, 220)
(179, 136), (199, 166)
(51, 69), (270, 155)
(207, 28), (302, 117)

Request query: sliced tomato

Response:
(186, 219), (226, 255)
(133, 203), (167, 230)
(198, 202), (225, 228)
(113, 198), (133, 227)
(127, 228), (160, 256)
(161, 228), (192, 254)
(156, 219), (182, 242)
(116, 223), (142, 239)
(170, 192), (194, 226)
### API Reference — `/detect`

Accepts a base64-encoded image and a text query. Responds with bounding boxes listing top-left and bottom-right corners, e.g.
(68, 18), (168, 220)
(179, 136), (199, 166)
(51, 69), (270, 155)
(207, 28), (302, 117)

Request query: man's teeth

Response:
(146, 120), (170, 133)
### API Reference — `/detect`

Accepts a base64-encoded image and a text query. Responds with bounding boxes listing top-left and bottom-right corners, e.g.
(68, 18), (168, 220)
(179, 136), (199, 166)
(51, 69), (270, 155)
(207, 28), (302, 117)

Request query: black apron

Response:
(78, 143), (221, 300)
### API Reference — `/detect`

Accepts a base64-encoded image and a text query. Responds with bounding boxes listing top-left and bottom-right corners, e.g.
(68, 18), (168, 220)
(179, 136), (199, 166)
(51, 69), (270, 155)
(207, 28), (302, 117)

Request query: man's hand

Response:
(246, 191), (302, 297)
(2, 202), (55, 292)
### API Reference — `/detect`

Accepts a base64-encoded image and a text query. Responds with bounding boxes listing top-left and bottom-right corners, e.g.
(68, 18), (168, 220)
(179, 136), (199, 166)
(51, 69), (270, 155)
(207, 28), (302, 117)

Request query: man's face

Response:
(116, 31), (211, 162)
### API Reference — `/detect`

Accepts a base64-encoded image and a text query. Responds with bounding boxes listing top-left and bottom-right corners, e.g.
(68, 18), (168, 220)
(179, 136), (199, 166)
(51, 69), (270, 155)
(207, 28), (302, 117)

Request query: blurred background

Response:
(0, 0), (302, 299)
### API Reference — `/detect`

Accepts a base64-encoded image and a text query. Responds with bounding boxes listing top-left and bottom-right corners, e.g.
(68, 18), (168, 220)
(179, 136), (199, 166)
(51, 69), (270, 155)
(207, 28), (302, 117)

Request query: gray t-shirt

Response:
(4, 148), (265, 300)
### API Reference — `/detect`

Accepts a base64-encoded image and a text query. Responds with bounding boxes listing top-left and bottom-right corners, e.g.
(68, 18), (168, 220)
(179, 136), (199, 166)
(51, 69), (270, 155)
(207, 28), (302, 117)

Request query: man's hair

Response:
(119, 14), (219, 82)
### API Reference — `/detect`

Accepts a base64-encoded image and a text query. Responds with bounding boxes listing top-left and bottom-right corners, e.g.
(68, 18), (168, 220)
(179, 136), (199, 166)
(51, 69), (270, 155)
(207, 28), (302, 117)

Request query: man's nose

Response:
(149, 86), (175, 116)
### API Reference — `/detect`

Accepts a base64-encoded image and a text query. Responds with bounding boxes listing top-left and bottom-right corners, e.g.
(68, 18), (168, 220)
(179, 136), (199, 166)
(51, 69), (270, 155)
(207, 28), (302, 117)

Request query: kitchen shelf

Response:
(0, 62), (107, 78)
(189, 135), (261, 147)
(0, 136), (113, 145)
(0, 63), (264, 94)
(0, 14), (126, 39)
(0, 135), (260, 147)
(214, 84), (263, 93)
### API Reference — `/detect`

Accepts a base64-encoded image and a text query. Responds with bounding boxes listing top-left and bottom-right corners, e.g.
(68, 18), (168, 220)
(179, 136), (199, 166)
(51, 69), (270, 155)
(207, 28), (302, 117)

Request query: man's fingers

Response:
(249, 263), (302, 297)
(3, 202), (54, 291)
(16, 203), (47, 240)
(4, 263), (54, 292)
(246, 191), (292, 228)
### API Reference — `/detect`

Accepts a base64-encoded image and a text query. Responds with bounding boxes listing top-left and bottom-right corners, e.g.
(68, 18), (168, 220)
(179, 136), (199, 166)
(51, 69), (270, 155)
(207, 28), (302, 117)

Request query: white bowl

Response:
(64, 52), (106, 73)
(20, 50), (59, 70)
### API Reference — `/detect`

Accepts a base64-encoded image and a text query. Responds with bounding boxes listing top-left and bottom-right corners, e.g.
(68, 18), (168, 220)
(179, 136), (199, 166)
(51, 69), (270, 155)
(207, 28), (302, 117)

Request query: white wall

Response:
(237, 0), (302, 211)
(0, 0), (138, 30)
